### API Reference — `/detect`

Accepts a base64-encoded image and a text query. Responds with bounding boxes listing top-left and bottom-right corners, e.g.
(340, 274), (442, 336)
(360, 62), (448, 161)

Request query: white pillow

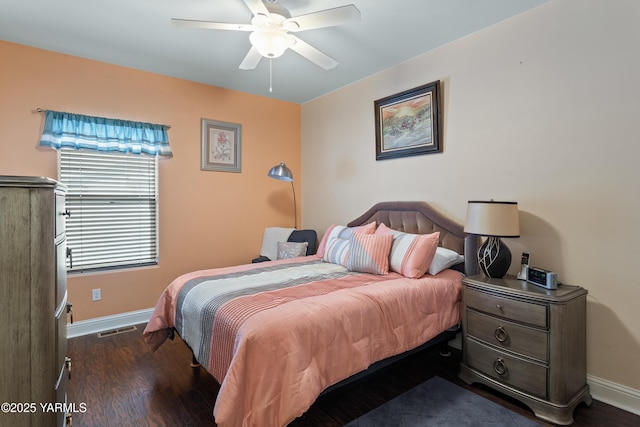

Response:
(428, 247), (465, 275)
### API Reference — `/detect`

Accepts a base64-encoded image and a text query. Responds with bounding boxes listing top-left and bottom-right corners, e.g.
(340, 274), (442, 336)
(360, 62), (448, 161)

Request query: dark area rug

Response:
(344, 376), (542, 426)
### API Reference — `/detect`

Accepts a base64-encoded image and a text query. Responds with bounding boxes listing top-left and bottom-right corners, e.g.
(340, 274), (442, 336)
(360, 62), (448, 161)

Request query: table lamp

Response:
(464, 200), (520, 278)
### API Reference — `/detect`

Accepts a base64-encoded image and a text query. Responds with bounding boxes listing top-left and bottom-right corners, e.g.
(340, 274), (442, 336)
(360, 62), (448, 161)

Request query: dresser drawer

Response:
(466, 288), (548, 328)
(55, 360), (69, 427)
(55, 293), (68, 387)
(466, 338), (548, 399)
(55, 192), (66, 238)
(56, 372), (70, 426)
(56, 238), (68, 309)
(467, 310), (548, 362)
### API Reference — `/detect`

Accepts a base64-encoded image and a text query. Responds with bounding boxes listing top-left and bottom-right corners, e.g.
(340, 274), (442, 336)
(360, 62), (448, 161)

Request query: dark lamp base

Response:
(478, 236), (512, 278)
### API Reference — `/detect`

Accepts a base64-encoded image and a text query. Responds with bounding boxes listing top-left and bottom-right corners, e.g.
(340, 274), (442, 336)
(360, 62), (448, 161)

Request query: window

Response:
(40, 109), (170, 273)
(59, 149), (158, 272)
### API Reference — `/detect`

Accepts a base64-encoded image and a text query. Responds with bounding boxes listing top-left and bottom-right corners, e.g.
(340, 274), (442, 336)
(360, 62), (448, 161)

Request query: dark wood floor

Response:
(67, 323), (639, 426)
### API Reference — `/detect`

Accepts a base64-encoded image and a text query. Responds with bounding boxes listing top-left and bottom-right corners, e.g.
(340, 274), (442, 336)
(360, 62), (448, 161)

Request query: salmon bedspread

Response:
(143, 256), (463, 427)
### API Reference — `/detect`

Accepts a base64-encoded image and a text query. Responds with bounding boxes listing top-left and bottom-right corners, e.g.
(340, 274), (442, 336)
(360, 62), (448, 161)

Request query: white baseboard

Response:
(588, 374), (640, 416)
(67, 308), (154, 338)
(448, 333), (639, 416)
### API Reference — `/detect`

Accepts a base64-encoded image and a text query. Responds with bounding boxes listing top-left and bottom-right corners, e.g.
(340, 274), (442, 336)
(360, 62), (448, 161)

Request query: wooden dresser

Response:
(459, 274), (592, 425)
(0, 176), (72, 426)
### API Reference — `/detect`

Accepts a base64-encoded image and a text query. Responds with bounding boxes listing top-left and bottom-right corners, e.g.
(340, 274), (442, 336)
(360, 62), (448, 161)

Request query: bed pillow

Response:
(316, 222), (376, 258)
(347, 232), (393, 275)
(277, 241), (308, 260)
(322, 237), (350, 266)
(375, 223), (440, 279)
(428, 247), (465, 275)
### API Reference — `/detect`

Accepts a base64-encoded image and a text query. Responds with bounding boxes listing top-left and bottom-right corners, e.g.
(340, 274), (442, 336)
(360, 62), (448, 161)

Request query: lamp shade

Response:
(268, 162), (296, 229)
(267, 162), (293, 182)
(464, 201), (520, 237)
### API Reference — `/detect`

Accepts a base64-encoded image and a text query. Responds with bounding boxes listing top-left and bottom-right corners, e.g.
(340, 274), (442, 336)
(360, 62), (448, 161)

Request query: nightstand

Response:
(458, 274), (592, 425)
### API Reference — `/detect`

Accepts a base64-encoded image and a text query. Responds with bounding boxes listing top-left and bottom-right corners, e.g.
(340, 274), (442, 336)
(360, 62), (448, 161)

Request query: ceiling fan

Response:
(171, 0), (361, 70)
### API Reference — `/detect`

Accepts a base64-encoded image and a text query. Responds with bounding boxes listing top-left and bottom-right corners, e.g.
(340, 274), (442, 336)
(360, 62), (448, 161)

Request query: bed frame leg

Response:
(190, 353), (201, 368)
(438, 342), (451, 357)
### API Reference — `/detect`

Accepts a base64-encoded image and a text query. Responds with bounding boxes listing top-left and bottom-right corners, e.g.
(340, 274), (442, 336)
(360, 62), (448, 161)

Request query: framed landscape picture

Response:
(201, 119), (242, 172)
(374, 80), (441, 160)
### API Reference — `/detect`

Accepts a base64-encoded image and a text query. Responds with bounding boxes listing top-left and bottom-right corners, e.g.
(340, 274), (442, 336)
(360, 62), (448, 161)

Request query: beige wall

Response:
(302, 0), (640, 391)
(0, 41), (301, 322)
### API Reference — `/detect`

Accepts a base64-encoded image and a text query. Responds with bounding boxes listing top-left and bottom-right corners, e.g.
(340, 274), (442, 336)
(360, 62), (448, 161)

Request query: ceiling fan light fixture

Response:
(249, 29), (294, 58)
(173, 1), (361, 70)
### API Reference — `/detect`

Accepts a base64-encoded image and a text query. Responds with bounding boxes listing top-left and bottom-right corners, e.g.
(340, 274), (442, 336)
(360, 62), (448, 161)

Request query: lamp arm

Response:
(291, 180), (297, 229)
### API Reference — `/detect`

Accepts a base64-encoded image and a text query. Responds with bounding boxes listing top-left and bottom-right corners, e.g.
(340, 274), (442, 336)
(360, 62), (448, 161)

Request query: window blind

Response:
(59, 149), (158, 272)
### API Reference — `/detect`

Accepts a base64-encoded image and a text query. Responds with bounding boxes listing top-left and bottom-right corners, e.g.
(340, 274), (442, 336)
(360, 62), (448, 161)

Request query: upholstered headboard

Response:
(347, 201), (479, 276)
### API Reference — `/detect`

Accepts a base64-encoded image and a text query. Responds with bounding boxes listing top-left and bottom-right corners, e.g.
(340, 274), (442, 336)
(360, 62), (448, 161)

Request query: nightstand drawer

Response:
(467, 310), (548, 362)
(466, 288), (548, 327)
(466, 338), (548, 399)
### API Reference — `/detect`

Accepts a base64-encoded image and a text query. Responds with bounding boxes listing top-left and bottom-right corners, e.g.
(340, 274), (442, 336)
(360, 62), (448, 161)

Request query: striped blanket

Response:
(144, 256), (462, 427)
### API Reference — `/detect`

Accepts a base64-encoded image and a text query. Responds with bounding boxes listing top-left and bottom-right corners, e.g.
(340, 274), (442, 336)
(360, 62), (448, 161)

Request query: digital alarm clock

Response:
(526, 267), (558, 289)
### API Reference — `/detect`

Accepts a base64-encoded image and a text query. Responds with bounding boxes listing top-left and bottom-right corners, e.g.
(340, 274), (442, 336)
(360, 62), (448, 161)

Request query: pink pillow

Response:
(317, 222), (376, 258)
(375, 223), (440, 278)
(347, 232), (393, 275)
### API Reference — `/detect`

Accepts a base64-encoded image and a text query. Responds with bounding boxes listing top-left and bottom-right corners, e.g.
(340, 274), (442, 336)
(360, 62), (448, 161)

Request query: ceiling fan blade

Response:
(239, 46), (263, 70)
(171, 18), (253, 31)
(289, 36), (338, 70)
(242, 0), (270, 17)
(288, 5), (360, 32)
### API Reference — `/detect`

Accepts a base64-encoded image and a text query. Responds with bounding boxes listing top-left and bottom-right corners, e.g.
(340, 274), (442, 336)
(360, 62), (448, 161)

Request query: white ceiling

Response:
(0, 0), (549, 104)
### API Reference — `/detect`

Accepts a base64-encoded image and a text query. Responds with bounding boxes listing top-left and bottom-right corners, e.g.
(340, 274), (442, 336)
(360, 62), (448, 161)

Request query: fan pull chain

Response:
(269, 59), (273, 93)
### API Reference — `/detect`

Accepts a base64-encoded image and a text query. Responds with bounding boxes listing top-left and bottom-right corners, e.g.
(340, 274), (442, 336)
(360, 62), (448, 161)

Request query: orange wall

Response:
(0, 41), (301, 321)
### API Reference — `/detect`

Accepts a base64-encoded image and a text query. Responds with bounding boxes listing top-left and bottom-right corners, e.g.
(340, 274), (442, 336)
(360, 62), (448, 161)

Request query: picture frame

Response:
(374, 80), (441, 161)
(201, 118), (242, 172)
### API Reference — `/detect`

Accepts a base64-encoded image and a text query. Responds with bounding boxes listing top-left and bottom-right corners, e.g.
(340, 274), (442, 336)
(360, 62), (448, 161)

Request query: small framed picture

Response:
(201, 119), (242, 172)
(374, 80), (441, 160)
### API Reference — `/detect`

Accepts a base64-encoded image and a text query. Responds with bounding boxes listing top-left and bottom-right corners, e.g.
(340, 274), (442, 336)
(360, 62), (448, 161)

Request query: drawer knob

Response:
(67, 247), (73, 270)
(495, 304), (503, 310)
(65, 356), (72, 380)
(494, 325), (509, 343)
(493, 358), (508, 376)
(67, 302), (74, 324)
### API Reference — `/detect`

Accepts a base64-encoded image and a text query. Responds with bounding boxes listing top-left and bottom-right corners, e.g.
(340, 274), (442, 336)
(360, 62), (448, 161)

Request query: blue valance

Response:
(39, 110), (172, 157)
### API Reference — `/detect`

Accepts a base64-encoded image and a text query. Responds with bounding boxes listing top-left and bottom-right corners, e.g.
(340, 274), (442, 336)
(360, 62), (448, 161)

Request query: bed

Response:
(143, 201), (479, 426)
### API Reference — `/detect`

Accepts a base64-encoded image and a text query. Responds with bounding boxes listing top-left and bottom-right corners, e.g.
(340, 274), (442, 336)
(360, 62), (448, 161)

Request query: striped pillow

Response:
(316, 222), (376, 258)
(322, 237), (350, 266)
(375, 223), (440, 278)
(346, 232), (393, 275)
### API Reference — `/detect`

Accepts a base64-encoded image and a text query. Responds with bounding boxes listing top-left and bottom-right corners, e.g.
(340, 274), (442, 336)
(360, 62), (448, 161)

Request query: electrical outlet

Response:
(92, 288), (101, 301)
